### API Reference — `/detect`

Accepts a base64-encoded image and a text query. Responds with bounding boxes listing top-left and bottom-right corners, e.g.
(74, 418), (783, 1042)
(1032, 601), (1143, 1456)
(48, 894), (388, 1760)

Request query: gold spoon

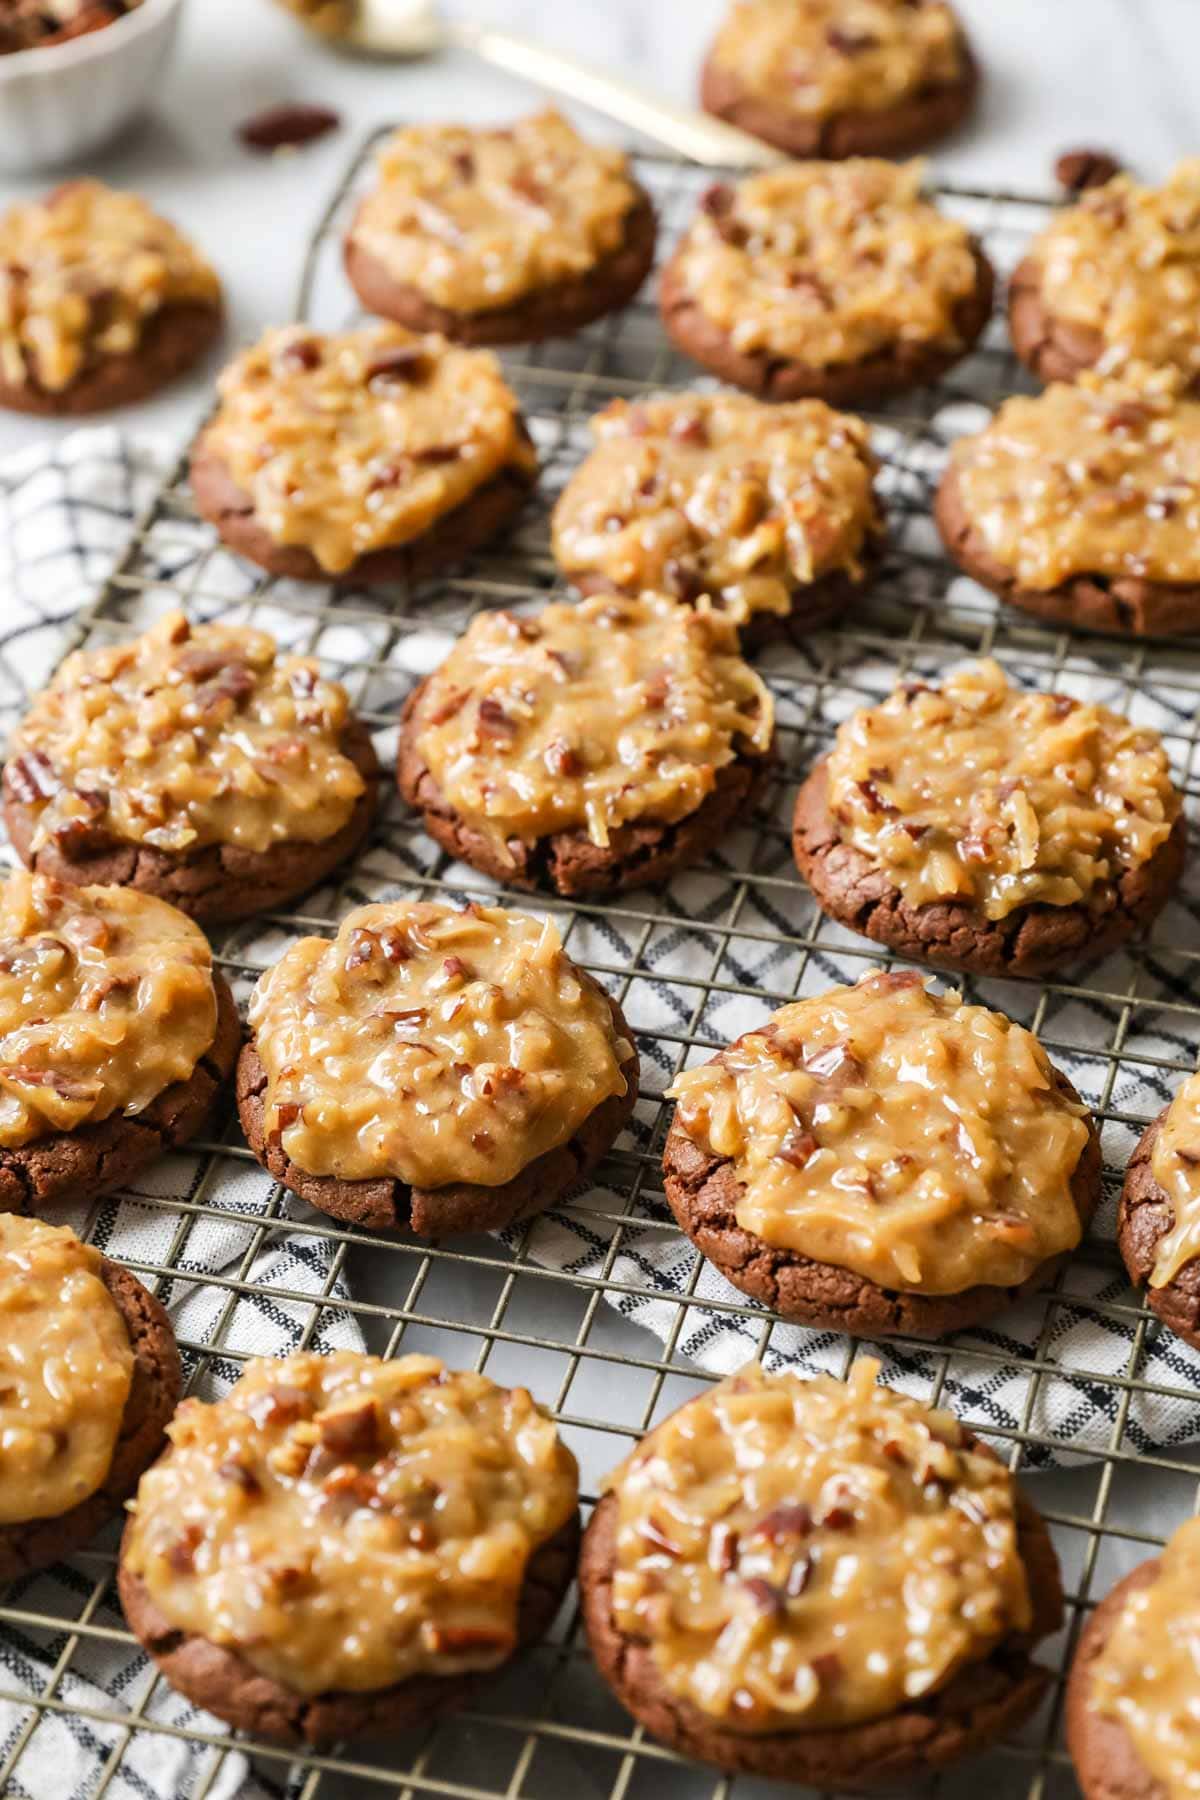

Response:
(280, 0), (779, 168)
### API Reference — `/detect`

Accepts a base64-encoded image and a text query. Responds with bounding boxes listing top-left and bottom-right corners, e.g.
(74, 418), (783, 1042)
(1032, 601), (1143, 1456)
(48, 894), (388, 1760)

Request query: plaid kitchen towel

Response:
(0, 419), (1199, 1794)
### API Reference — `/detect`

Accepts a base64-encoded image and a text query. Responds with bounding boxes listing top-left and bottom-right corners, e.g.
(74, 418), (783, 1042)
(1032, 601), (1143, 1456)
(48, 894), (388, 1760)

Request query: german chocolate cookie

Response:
(190, 324), (537, 584)
(0, 875), (238, 1215)
(1011, 160), (1200, 389)
(581, 1361), (1062, 1789)
(1066, 1515), (1200, 1799)
(937, 369), (1200, 636)
(344, 110), (656, 346)
(663, 970), (1101, 1337)
(119, 1351), (580, 1746)
(0, 1214), (180, 1579)
(1117, 1075), (1200, 1352)
(660, 160), (993, 406)
(398, 595), (776, 898)
(237, 899), (638, 1235)
(4, 610), (379, 925)
(700, 0), (978, 161)
(792, 660), (1186, 977)
(552, 392), (884, 649)
(0, 180), (221, 417)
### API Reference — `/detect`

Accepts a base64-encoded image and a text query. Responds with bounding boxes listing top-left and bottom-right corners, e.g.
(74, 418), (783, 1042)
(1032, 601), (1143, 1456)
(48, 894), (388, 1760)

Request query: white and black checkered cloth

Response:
(1, 424), (1199, 1797)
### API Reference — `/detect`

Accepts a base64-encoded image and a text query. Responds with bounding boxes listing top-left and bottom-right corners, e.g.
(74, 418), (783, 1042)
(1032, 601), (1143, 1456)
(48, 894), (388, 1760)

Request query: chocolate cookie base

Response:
(580, 1458), (1061, 1791)
(792, 761), (1187, 978)
(570, 552), (882, 654)
(1117, 1108), (1200, 1352)
(3, 721), (381, 926)
(659, 244), (995, 407)
(699, 43), (978, 160)
(936, 462), (1200, 638)
(662, 1065), (1101, 1337)
(344, 189), (658, 347)
(1065, 1560), (1162, 1800)
(0, 1259), (181, 1580)
(1007, 255), (1110, 388)
(398, 682), (776, 899)
(189, 437), (537, 587)
(118, 1509), (580, 1748)
(236, 998), (638, 1235)
(0, 302), (222, 419)
(0, 973), (240, 1218)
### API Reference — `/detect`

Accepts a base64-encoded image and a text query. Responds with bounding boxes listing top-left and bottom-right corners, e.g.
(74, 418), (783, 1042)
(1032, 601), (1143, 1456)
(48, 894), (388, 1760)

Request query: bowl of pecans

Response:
(0, 0), (185, 174)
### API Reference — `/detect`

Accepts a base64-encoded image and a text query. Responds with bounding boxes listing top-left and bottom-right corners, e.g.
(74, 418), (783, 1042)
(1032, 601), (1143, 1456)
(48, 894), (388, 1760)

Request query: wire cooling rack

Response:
(1, 136), (1199, 1800)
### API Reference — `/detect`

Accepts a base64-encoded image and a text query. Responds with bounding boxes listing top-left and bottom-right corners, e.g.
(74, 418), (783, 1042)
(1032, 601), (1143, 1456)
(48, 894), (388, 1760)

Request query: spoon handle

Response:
(447, 20), (779, 168)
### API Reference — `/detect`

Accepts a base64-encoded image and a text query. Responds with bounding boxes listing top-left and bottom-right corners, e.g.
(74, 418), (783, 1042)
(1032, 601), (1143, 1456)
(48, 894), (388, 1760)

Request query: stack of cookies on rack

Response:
(1, 3), (1199, 1792)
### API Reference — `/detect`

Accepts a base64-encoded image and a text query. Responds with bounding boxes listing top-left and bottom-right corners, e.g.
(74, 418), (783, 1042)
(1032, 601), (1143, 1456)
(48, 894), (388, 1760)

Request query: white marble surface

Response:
(0, 0), (1197, 455)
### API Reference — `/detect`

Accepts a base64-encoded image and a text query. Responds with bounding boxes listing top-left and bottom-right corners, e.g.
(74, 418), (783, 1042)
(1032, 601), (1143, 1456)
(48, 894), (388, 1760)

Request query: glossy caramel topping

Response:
(1148, 1072), (1200, 1288)
(674, 160), (979, 369)
(1090, 1516), (1200, 1795)
(0, 180), (218, 394)
(1027, 160), (1200, 383)
(248, 900), (632, 1188)
(669, 972), (1089, 1294)
(607, 1360), (1031, 1733)
(824, 659), (1179, 921)
(123, 1352), (579, 1696)
(409, 594), (773, 860)
(352, 110), (641, 314)
(7, 611), (366, 859)
(0, 1215), (132, 1525)
(201, 324), (536, 575)
(0, 874), (216, 1149)
(552, 392), (881, 625)
(949, 369), (1200, 588)
(708, 0), (967, 118)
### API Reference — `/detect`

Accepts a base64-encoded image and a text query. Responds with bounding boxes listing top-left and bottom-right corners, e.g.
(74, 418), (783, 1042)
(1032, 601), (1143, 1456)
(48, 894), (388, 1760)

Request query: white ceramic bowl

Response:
(0, 0), (185, 176)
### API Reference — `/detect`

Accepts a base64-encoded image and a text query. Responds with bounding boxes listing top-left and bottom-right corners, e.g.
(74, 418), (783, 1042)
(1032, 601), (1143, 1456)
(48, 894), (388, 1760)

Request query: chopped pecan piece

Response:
(267, 1101), (302, 1148)
(755, 1502), (813, 1541)
(218, 1459), (262, 1495)
(166, 1525), (204, 1572)
(239, 104), (341, 152)
(425, 686), (469, 726)
(820, 1504), (855, 1530)
(669, 412), (710, 448)
(1055, 148), (1122, 192)
(777, 1126), (817, 1169)
(811, 1651), (844, 1686)
(442, 955), (470, 981)
(855, 777), (897, 816)
(544, 738), (582, 778)
(344, 927), (378, 970)
(249, 1383), (314, 1428)
(742, 1577), (787, 1617)
(316, 1399), (379, 1459)
(367, 345), (431, 385)
(0, 1066), (101, 1101)
(477, 697), (516, 739)
(4, 749), (59, 805)
(664, 558), (705, 603)
(1105, 402), (1152, 433)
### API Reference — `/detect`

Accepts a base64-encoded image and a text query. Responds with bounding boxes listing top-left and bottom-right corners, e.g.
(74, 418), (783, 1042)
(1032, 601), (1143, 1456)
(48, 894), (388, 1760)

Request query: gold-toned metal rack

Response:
(0, 136), (1197, 1800)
